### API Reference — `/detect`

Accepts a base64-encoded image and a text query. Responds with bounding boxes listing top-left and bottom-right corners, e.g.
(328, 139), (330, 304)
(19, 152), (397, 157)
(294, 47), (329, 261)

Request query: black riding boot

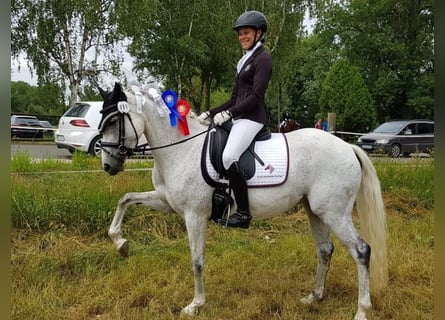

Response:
(217, 162), (252, 229)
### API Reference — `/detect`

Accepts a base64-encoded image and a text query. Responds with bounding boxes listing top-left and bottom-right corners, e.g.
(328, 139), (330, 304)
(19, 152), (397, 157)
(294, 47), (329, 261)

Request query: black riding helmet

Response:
(233, 10), (268, 43)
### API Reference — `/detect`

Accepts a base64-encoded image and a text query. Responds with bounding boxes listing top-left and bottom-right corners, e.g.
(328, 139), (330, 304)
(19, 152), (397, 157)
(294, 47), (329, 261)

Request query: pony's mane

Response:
(123, 84), (202, 129)
(124, 85), (160, 115)
(125, 85), (158, 102)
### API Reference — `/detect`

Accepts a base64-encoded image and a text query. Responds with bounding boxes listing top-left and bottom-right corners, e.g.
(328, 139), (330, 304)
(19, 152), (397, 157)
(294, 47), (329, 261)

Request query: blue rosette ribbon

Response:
(161, 90), (183, 126)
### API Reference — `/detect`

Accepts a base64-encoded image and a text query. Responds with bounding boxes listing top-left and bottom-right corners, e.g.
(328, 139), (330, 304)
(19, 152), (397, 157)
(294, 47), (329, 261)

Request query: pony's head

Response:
(98, 82), (146, 175)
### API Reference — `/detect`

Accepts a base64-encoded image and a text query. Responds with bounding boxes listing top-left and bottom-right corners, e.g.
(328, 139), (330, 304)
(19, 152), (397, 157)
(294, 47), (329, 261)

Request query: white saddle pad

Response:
(205, 133), (289, 187)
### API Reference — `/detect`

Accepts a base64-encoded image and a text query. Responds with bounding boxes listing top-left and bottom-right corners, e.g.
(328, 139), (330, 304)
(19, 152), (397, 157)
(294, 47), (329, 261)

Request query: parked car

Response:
(11, 115), (43, 138)
(39, 120), (54, 136)
(55, 101), (104, 155)
(55, 101), (149, 156)
(357, 119), (434, 157)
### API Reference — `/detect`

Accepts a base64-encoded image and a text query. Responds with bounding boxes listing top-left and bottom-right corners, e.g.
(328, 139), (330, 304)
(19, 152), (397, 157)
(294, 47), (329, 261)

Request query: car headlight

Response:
(375, 139), (389, 144)
(357, 137), (362, 143)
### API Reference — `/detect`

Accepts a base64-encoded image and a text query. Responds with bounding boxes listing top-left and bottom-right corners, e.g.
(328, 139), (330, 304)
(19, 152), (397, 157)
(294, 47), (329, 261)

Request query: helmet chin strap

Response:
(246, 30), (263, 50)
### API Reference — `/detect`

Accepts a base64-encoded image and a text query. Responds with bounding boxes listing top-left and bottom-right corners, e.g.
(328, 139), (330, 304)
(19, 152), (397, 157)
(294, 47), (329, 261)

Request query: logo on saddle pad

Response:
(200, 123), (289, 188)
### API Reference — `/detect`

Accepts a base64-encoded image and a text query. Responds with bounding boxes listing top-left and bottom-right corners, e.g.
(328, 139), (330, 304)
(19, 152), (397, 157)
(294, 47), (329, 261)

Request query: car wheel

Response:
(89, 135), (102, 156)
(389, 143), (401, 157)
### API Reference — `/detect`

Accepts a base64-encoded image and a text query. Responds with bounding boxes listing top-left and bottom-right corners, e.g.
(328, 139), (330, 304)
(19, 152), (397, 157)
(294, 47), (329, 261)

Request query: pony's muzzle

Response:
(103, 163), (120, 176)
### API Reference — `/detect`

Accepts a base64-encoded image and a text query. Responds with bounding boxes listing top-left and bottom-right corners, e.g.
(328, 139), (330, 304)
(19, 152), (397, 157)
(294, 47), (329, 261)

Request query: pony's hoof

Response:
(118, 240), (129, 258)
(354, 307), (369, 320)
(354, 313), (367, 320)
(181, 299), (204, 316)
(181, 305), (197, 316)
(300, 293), (317, 305)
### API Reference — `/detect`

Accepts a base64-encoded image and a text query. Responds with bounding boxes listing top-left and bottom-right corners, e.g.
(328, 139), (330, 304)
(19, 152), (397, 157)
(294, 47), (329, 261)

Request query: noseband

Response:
(98, 101), (140, 161)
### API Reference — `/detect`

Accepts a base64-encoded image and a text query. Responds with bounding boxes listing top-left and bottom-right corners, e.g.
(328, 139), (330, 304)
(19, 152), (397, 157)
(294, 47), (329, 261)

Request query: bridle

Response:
(98, 101), (140, 161)
(98, 100), (210, 162)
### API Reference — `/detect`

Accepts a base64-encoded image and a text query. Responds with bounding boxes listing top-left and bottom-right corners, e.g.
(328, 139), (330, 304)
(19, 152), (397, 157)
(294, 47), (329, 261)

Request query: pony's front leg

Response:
(181, 210), (208, 316)
(109, 190), (173, 257)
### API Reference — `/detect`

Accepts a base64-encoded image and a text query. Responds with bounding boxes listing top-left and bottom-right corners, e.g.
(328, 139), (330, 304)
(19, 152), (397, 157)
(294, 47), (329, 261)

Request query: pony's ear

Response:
(113, 82), (122, 94)
(112, 82), (127, 101)
(98, 87), (107, 100)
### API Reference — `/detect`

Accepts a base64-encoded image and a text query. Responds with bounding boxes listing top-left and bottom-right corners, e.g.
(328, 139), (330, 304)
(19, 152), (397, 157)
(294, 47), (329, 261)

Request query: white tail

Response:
(351, 144), (388, 293)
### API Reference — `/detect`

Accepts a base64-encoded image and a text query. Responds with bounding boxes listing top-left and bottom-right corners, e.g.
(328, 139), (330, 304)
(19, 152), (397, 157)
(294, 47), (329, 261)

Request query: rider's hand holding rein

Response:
(197, 110), (232, 126)
(213, 110), (232, 126)
(197, 111), (211, 125)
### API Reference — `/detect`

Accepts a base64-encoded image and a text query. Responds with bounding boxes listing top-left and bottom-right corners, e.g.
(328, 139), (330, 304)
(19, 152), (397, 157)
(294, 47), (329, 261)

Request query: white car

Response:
(55, 101), (149, 156)
(55, 101), (104, 155)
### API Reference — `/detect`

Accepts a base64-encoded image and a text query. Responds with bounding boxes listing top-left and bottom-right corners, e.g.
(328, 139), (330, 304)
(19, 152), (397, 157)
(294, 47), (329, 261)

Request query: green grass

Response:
(11, 153), (154, 233)
(11, 156), (434, 319)
(374, 158), (434, 208)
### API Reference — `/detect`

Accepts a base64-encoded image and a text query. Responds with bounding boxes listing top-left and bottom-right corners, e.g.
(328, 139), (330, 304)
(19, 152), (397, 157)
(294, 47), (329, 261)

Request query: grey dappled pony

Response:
(98, 83), (388, 320)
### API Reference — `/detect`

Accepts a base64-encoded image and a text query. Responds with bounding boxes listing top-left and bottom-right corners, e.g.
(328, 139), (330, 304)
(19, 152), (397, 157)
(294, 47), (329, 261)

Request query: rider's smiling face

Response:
(237, 27), (260, 50)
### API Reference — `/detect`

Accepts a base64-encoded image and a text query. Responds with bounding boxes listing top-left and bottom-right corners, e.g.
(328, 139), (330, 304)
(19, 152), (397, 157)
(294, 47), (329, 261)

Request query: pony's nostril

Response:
(103, 163), (111, 172)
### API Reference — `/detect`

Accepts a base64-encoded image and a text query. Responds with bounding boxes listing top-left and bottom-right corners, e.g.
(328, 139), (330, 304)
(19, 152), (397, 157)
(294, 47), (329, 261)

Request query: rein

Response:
(99, 103), (210, 158)
(139, 128), (210, 152)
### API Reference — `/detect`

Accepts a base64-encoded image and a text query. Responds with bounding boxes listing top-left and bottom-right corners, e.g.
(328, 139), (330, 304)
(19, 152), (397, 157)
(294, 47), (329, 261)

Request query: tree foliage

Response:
(114, 0), (306, 114)
(284, 34), (338, 127)
(11, 81), (66, 116)
(11, 0), (122, 107)
(11, 0), (434, 131)
(319, 59), (377, 132)
(316, 0), (434, 122)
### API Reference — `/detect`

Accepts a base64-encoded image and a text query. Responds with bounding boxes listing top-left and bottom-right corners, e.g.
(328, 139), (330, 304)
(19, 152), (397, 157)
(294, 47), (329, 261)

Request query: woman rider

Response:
(198, 11), (272, 229)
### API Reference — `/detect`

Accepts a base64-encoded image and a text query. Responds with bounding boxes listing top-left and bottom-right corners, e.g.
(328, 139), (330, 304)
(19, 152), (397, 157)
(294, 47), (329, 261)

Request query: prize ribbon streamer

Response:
(161, 90), (182, 126)
(176, 99), (191, 136)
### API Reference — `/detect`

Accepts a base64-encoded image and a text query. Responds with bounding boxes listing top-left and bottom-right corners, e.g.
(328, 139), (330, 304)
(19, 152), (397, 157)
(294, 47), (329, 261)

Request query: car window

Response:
(417, 123), (433, 134)
(39, 121), (52, 128)
(12, 116), (40, 125)
(373, 122), (404, 133)
(403, 126), (413, 135)
(64, 104), (91, 117)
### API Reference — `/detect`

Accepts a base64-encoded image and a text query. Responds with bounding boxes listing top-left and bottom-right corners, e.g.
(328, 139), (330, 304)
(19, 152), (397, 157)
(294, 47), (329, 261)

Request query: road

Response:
(11, 142), (153, 160)
(11, 142), (73, 160)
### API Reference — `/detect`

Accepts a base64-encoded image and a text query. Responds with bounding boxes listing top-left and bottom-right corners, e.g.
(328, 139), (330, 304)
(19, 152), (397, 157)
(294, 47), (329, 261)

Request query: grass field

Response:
(11, 153), (434, 319)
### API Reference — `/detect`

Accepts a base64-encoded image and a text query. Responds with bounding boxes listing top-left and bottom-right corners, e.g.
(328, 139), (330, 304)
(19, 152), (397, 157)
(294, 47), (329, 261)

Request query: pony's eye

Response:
(108, 118), (117, 126)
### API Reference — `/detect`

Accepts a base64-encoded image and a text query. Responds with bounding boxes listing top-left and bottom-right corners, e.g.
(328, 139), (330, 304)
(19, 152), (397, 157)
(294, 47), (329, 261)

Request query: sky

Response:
(11, 54), (37, 85)
(10, 52), (137, 87)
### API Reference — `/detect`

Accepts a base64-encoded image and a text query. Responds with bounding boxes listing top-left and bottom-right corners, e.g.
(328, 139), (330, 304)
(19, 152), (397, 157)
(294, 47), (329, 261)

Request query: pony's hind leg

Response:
(326, 216), (372, 320)
(301, 201), (334, 305)
(109, 190), (173, 257)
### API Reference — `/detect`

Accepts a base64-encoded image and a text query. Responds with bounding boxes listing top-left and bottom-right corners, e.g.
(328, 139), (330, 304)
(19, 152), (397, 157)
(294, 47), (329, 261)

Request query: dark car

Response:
(11, 115), (43, 138)
(357, 119), (434, 157)
(39, 120), (54, 136)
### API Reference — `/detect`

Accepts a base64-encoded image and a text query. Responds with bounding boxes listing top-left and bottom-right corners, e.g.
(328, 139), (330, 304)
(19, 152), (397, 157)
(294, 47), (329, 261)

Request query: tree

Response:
(11, 81), (65, 115)
(316, 0), (434, 121)
(114, 0), (306, 115)
(11, 0), (123, 107)
(319, 59), (377, 132)
(284, 34), (338, 128)
(114, 0), (239, 112)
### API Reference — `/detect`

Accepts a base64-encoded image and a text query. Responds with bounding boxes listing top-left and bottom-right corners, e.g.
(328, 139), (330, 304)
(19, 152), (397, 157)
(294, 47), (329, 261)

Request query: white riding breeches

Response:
(222, 118), (263, 170)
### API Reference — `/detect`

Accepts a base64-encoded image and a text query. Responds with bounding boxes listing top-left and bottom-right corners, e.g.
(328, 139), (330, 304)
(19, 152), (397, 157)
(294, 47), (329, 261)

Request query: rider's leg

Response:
(219, 161), (252, 228)
(218, 119), (262, 229)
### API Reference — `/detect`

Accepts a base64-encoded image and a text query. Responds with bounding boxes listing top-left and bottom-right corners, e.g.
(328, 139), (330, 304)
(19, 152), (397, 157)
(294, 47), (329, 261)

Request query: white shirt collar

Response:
(236, 41), (263, 74)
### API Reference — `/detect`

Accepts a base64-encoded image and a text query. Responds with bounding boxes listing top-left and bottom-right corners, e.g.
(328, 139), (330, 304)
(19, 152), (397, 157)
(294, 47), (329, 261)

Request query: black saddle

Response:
(200, 122), (271, 223)
(200, 122), (271, 189)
